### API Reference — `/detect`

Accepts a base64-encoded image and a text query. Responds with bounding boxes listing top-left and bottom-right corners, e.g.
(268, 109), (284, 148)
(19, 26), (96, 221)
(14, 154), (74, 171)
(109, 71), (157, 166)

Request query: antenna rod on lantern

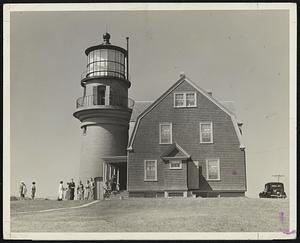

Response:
(272, 174), (284, 182)
(126, 37), (129, 80)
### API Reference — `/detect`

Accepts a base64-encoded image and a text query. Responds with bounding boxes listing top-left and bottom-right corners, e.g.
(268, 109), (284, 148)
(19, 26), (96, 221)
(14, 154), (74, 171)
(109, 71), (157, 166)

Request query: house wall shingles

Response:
(128, 80), (246, 193)
(163, 161), (188, 190)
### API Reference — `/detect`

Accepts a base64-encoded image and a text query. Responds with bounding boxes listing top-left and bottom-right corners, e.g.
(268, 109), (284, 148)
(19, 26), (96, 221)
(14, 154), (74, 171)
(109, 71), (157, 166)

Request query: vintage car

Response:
(259, 182), (287, 198)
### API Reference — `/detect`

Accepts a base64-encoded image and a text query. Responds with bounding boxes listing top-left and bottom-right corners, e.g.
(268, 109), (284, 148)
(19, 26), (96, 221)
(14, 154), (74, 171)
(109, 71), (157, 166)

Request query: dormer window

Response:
(174, 92), (197, 108)
(170, 160), (182, 169)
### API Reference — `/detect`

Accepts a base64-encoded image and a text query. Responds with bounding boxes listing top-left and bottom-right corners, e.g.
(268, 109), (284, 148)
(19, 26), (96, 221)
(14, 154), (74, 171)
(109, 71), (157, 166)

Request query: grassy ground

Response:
(11, 199), (89, 213)
(10, 197), (289, 232)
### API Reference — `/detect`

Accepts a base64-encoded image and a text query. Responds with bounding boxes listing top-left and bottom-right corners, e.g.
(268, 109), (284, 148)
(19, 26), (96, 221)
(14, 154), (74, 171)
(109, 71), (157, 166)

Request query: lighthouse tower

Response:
(73, 33), (133, 197)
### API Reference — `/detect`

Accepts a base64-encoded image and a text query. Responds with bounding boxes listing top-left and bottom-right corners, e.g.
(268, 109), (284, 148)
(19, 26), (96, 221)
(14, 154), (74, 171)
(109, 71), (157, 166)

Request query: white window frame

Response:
(185, 92), (197, 107)
(174, 93), (185, 108)
(173, 92), (197, 108)
(169, 160), (182, 170)
(206, 158), (220, 181)
(200, 122), (213, 143)
(159, 122), (172, 144)
(144, 160), (158, 181)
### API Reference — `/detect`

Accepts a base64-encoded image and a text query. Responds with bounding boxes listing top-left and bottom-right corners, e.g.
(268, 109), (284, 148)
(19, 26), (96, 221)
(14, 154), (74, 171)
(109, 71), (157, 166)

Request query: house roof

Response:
(130, 101), (153, 122)
(220, 101), (236, 117)
(160, 143), (191, 161)
(102, 156), (127, 164)
(128, 101), (153, 144)
(128, 75), (245, 150)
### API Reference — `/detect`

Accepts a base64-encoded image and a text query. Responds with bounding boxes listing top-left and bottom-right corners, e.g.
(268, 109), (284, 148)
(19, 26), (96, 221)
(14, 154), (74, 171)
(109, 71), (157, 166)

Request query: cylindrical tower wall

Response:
(74, 33), (132, 190)
(79, 123), (129, 183)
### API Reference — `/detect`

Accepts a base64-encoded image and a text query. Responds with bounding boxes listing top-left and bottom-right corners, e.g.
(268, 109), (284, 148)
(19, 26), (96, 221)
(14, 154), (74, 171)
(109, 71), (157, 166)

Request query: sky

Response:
(9, 8), (291, 199)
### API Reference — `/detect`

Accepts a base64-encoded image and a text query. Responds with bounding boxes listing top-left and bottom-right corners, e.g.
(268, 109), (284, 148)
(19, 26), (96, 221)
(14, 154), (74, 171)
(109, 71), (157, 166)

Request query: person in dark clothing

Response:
(111, 175), (117, 192)
(77, 180), (84, 200)
(31, 182), (36, 200)
(69, 178), (75, 200)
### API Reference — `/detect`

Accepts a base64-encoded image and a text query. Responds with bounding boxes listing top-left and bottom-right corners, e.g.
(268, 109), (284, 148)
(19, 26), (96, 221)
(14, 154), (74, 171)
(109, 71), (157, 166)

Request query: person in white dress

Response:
(85, 180), (91, 200)
(58, 181), (64, 201)
(90, 177), (95, 200)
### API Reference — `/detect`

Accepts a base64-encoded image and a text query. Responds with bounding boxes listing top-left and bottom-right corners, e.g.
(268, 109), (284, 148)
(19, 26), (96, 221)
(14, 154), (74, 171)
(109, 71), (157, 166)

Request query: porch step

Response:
(105, 190), (129, 200)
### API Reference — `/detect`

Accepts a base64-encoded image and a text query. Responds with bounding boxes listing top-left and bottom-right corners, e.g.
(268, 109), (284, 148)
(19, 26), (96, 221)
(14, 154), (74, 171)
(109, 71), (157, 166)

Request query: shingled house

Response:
(127, 74), (246, 198)
(74, 34), (246, 199)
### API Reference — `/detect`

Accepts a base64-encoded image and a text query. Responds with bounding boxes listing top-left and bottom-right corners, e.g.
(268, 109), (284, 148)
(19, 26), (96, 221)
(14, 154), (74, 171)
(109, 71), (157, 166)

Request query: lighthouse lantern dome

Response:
(82, 33), (128, 80)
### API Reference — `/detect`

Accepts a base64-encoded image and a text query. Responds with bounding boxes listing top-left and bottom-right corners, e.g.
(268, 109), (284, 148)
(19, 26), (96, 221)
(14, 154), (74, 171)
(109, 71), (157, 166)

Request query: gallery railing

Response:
(81, 67), (126, 80)
(76, 94), (134, 109)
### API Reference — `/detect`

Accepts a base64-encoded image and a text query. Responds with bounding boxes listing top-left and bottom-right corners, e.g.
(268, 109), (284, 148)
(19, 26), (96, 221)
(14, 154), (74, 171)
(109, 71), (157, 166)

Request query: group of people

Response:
(19, 181), (36, 200)
(58, 178), (95, 201)
(18, 176), (119, 201)
(103, 175), (118, 197)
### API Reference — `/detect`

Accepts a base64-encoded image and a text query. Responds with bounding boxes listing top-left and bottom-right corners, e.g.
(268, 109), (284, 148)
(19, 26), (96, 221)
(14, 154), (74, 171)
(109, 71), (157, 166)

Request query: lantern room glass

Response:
(86, 49), (125, 79)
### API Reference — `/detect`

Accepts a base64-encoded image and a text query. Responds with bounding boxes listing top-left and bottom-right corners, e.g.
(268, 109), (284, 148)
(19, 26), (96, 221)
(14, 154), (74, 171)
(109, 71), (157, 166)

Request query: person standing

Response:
(112, 175), (117, 192)
(85, 180), (91, 200)
(69, 179), (75, 200)
(58, 181), (64, 201)
(31, 182), (36, 200)
(76, 183), (80, 200)
(90, 177), (95, 200)
(19, 181), (27, 200)
(65, 183), (70, 200)
(77, 181), (84, 200)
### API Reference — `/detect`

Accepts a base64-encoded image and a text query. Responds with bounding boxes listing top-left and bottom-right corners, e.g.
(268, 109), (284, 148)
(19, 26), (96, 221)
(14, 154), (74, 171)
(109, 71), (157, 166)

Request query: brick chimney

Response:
(206, 89), (213, 97)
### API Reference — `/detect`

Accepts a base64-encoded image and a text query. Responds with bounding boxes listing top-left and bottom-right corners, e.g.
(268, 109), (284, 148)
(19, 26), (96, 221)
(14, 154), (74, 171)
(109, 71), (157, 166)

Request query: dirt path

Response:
(13, 200), (99, 214)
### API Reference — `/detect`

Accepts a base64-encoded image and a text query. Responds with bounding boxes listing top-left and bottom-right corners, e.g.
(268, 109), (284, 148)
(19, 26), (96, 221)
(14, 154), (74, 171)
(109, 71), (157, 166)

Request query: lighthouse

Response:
(73, 33), (133, 198)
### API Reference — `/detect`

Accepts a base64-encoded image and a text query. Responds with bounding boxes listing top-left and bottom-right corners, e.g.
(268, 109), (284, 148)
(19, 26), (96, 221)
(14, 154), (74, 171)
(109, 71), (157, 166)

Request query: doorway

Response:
(118, 164), (127, 190)
(93, 85), (106, 105)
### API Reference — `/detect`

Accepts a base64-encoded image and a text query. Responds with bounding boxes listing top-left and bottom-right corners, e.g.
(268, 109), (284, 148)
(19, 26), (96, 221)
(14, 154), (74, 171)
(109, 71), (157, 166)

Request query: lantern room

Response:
(82, 33), (128, 80)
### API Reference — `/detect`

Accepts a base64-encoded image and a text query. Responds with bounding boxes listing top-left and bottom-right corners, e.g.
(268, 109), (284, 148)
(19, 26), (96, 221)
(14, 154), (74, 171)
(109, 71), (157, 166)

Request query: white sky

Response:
(9, 8), (291, 199)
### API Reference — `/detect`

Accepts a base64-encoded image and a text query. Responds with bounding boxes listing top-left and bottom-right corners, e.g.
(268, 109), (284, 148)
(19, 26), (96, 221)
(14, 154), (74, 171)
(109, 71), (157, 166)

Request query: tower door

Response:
(93, 85), (106, 105)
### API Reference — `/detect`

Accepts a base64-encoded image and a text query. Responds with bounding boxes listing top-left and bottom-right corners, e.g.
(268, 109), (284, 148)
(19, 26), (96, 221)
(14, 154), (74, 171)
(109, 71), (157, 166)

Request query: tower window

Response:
(93, 85), (106, 105)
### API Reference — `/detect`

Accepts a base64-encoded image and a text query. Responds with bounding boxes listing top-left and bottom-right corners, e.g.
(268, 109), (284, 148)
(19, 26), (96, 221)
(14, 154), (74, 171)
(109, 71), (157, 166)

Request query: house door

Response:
(118, 164), (127, 190)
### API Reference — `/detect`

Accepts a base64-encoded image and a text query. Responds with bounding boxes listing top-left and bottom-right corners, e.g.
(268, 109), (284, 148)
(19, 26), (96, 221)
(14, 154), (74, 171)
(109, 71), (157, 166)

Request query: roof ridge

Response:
(184, 76), (236, 117)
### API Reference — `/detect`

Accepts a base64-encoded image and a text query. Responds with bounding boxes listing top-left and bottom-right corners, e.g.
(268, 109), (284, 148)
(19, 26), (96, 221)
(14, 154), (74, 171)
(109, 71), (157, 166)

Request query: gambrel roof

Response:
(130, 101), (153, 122)
(128, 75), (245, 150)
